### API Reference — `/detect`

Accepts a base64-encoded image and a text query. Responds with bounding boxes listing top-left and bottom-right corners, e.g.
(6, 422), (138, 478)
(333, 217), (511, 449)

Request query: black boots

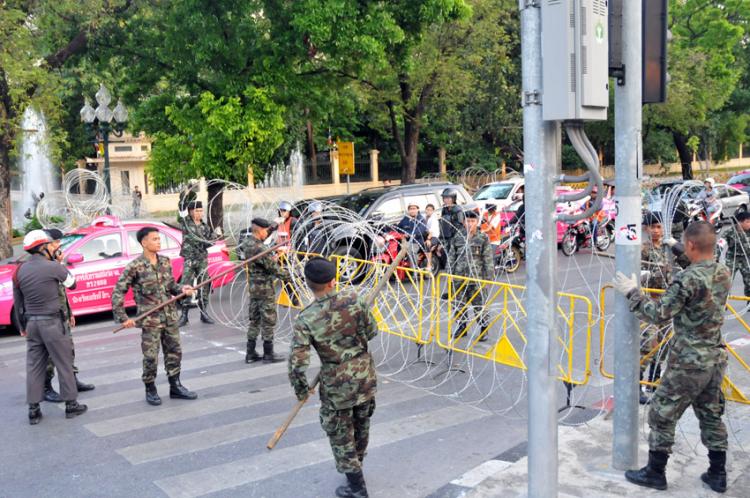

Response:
(169, 375), (198, 400)
(199, 304), (215, 324)
(245, 340), (262, 363)
(262, 340), (285, 363)
(701, 450), (727, 493)
(624, 450), (668, 490)
(65, 400), (88, 419)
(177, 306), (189, 328)
(75, 374), (95, 392)
(145, 382), (162, 406)
(335, 471), (369, 498)
(43, 377), (63, 403)
(28, 403), (42, 425)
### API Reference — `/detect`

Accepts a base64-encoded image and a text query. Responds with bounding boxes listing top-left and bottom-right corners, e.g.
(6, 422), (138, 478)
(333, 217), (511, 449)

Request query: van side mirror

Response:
(66, 253), (84, 264)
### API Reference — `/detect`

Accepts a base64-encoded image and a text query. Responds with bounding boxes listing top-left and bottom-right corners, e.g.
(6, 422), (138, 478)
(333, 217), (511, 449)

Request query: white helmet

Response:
(704, 177), (716, 187)
(278, 200), (293, 212)
(23, 229), (51, 252)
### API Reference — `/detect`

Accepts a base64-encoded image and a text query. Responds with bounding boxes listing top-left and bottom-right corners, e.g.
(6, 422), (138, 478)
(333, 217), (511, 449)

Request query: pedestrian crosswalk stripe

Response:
(117, 384), (427, 465)
(154, 404), (490, 498)
(0, 327), (142, 357)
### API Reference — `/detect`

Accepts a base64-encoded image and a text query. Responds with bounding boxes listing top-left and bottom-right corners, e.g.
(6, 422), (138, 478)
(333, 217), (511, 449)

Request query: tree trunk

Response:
(0, 69), (16, 258)
(673, 131), (694, 180)
(400, 117), (419, 184)
(206, 181), (224, 233)
(305, 111), (317, 180)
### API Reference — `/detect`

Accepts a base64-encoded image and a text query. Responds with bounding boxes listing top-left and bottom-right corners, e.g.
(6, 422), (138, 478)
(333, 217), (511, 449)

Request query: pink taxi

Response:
(0, 216), (235, 331)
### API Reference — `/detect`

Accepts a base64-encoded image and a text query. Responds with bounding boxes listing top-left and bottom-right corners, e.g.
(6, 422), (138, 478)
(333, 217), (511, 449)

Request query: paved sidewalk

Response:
(462, 402), (750, 497)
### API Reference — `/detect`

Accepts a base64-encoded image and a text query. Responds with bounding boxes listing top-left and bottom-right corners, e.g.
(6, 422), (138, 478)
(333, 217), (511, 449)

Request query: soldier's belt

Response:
(26, 314), (60, 321)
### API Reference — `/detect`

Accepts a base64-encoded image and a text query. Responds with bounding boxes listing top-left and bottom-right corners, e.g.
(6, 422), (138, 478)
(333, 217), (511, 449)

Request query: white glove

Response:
(664, 237), (678, 248)
(640, 270), (651, 286)
(612, 271), (638, 296)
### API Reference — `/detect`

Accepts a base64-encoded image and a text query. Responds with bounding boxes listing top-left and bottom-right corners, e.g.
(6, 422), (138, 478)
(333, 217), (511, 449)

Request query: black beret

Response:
(304, 257), (337, 284)
(188, 201), (203, 210)
(643, 211), (662, 226)
(736, 211), (750, 222)
(464, 209), (480, 219)
(44, 228), (64, 240)
(251, 217), (271, 228)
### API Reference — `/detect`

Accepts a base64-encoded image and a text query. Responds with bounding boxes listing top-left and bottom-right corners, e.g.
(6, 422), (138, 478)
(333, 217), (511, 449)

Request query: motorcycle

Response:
(372, 230), (438, 280)
(686, 199), (722, 226)
(560, 217), (611, 256)
(494, 223), (524, 273)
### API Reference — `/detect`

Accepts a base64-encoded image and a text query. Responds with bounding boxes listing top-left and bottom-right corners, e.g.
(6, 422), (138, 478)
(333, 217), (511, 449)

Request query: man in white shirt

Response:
(424, 203), (441, 270)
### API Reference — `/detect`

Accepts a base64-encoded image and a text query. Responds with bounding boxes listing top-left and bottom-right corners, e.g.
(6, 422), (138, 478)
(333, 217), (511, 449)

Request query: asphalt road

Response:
(1, 248), (749, 498)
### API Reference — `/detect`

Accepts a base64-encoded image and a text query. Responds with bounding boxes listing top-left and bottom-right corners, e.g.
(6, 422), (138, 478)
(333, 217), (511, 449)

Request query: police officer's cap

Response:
(486, 203), (497, 212)
(643, 211), (662, 226)
(464, 209), (480, 219)
(188, 201), (203, 210)
(304, 257), (337, 284)
(251, 217), (272, 228)
(44, 228), (64, 240)
(736, 211), (750, 223)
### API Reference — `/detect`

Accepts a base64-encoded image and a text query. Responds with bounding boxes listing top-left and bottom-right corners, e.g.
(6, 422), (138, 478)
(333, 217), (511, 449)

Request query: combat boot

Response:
(28, 403), (42, 425)
(65, 400), (88, 419)
(639, 387), (651, 405)
(335, 471), (369, 498)
(245, 340), (262, 363)
(701, 450), (727, 493)
(169, 375), (198, 400)
(75, 374), (95, 392)
(177, 306), (189, 328)
(43, 377), (63, 403)
(145, 382), (162, 406)
(478, 320), (490, 342)
(624, 450), (668, 490)
(199, 308), (216, 325)
(262, 340), (285, 364)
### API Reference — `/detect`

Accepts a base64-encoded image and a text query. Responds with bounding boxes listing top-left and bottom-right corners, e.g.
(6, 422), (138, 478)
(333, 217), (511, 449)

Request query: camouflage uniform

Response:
(112, 254), (185, 383)
(180, 217), (215, 310)
(46, 284), (78, 380)
(627, 259), (731, 453)
(449, 228), (494, 338)
(289, 289), (378, 473)
(236, 234), (287, 341)
(723, 225), (750, 296)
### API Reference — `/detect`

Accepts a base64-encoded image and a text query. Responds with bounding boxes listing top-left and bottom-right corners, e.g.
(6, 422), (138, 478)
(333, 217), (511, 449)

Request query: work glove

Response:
(640, 270), (651, 286)
(663, 237), (678, 248)
(612, 271), (638, 297)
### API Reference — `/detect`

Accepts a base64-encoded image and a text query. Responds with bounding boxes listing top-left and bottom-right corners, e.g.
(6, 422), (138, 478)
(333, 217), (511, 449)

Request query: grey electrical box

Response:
(542, 0), (609, 121)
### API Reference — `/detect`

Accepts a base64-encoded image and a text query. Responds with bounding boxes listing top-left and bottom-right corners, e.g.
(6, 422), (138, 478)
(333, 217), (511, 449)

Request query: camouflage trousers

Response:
(141, 325), (182, 383)
(639, 324), (670, 379)
(247, 295), (277, 341)
(181, 257), (209, 310)
(47, 320), (78, 380)
(453, 283), (489, 339)
(320, 398), (376, 474)
(648, 363), (728, 453)
(730, 262), (750, 297)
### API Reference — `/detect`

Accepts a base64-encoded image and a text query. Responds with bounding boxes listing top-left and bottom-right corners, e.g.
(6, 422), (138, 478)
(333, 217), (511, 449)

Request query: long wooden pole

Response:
(113, 242), (285, 333)
(266, 244), (410, 450)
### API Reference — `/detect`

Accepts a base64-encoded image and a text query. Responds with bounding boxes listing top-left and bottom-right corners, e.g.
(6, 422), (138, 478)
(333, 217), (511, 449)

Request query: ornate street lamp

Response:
(80, 84), (128, 195)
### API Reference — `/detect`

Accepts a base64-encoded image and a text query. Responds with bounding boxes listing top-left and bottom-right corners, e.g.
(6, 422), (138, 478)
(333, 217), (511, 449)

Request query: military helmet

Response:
(441, 188), (458, 200)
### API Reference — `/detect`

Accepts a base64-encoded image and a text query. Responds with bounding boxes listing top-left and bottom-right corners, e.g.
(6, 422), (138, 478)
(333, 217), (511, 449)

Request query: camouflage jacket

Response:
(289, 289), (378, 409)
(180, 217), (214, 259)
(628, 259), (730, 369)
(112, 254), (183, 327)
(641, 241), (690, 290)
(449, 229), (494, 280)
(59, 284), (71, 321)
(724, 226), (750, 264)
(236, 234), (287, 297)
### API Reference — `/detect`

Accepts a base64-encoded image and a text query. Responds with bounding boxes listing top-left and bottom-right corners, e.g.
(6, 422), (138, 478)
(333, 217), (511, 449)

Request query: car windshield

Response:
(338, 193), (379, 215)
(61, 234), (84, 251)
(475, 183), (515, 200)
(728, 174), (750, 185)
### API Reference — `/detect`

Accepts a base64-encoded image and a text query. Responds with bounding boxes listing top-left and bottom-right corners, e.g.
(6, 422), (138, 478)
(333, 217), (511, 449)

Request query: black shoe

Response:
(624, 450), (668, 490)
(199, 310), (215, 324)
(335, 471), (369, 498)
(65, 400), (88, 419)
(701, 450), (727, 493)
(639, 390), (651, 405)
(75, 375), (95, 392)
(168, 375), (198, 400)
(478, 325), (490, 342)
(28, 403), (42, 425)
(452, 326), (466, 340)
(262, 341), (285, 364)
(245, 340), (262, 363)
(177, 307), (189, 328)
(43, 378), (63, 403)
(145, 382), (162, 406)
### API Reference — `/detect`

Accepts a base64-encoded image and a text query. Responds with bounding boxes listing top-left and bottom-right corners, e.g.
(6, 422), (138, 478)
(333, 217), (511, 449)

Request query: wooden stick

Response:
(113, 242), (285, 333)
(266, 243), (410, 450)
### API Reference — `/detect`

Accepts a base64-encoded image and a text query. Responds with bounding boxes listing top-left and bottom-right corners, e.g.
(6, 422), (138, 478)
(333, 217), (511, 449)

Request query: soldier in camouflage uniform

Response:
(289, 257), (377, 498)
(177, 201), (216, 326)
(448, 210), (494, 342)
(112, 226), (198, 406)
(236, 218), (288, 364)
(613, 221), (730, 493)
(723, 211), (750, 298)
(42, 229), (95, 403)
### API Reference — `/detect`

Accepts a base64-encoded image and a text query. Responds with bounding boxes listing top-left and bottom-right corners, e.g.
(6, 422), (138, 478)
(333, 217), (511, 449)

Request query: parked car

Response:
(727, 172), (750, 194)
(0, 215), (234, 331)
(715, 184), (750, 220)
(473, 178), (525, 212)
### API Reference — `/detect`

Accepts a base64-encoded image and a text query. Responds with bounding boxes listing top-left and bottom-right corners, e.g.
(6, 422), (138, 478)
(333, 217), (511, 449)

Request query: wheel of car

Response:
(737, 205), (748, 216)
(331, 245), (365, 284)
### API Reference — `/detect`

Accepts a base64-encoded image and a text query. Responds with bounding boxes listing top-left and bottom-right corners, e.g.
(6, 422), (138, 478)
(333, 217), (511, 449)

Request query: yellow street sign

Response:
(337, 141), (355, 175)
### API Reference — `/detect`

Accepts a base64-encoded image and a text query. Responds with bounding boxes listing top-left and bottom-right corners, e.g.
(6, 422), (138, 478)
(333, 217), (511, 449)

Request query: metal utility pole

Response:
(612, 0), (642, 471)
(521, 1), (560, 496)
